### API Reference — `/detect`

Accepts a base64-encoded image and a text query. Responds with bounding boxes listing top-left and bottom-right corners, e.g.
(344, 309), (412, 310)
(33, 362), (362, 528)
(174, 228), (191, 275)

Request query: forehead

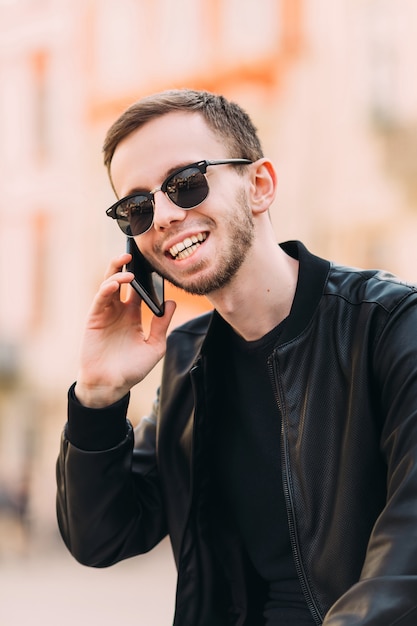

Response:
(110, 111), (225, 196)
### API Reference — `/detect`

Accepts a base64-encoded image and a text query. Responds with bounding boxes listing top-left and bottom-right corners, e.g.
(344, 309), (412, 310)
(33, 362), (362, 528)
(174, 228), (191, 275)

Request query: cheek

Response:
(134, 234), (152, 254)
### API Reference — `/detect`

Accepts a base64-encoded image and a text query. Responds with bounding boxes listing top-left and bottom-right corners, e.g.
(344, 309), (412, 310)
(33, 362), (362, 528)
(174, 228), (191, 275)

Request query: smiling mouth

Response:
(169, 233), (207, 260)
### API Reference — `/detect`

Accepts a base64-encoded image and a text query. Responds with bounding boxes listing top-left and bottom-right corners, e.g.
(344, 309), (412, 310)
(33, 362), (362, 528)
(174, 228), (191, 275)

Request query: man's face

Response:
(110, 111), (255, 295)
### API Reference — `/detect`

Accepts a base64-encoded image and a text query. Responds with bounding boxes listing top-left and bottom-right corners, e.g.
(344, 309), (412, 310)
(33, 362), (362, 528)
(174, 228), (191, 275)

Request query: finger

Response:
(89, 272), (135, 315)
(103, 253), (132, 280)
(147, 300), (177, 347)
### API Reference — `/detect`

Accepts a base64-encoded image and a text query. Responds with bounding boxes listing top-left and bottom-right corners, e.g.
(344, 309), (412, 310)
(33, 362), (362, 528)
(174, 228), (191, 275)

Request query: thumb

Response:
(148, 299), (177, 344)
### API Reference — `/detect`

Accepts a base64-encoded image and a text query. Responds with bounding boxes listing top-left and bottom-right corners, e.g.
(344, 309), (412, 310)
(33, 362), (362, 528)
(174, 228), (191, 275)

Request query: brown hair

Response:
(103, 89), (264, 174)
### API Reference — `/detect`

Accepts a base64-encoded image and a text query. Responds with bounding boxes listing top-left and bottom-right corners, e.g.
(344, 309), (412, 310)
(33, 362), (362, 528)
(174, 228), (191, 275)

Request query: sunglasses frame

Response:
(106, 158), (252, 237)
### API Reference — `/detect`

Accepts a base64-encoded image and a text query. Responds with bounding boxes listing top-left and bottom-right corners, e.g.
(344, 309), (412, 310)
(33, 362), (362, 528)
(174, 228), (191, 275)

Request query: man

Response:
(56, 89), (417, 625)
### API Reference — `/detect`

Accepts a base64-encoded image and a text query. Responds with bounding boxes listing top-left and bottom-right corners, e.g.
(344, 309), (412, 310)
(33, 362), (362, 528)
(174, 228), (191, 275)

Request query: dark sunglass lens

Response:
(129, 204), (153, 236)
(116, 196), (154, 236)
(166, 168), (208, 208)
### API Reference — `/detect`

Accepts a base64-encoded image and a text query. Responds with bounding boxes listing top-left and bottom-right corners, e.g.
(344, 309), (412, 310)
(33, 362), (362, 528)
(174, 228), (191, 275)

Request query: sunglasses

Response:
(106, 158), (252, 237)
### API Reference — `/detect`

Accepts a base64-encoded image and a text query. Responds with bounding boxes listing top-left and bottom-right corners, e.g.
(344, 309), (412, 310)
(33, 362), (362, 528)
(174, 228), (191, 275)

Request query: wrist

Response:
(74, 380), (129, 409)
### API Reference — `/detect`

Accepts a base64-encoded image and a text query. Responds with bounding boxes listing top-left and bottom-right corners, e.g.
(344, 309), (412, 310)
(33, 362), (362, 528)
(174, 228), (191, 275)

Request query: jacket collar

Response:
(279, 241), (330, 343)
(202, 241), (330, 351)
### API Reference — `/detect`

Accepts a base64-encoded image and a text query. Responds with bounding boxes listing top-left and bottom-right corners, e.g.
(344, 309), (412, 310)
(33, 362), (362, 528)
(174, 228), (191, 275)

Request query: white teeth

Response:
(169, 233), (207, 259)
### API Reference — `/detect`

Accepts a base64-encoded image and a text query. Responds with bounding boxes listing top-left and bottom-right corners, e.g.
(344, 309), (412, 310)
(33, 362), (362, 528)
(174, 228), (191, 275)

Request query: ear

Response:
(248, 158), (277, 215)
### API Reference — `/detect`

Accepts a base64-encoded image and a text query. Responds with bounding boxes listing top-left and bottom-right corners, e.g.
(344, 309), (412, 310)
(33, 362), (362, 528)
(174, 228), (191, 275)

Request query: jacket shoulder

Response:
(326, 264), (417, 312)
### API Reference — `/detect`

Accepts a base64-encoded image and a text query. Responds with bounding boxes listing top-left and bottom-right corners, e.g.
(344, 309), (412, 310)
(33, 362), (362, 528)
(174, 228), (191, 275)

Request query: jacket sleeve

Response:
(324, 292), (417, 625)
(56, 388), (167, 568)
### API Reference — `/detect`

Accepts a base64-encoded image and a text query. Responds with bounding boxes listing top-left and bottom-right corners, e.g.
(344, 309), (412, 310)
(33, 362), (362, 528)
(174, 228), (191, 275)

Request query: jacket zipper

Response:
(268, 354), (324, 626)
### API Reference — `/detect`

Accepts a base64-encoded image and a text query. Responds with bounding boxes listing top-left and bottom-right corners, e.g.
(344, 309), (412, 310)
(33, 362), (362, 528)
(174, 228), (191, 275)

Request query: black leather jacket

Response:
(57, 241), (417, 625)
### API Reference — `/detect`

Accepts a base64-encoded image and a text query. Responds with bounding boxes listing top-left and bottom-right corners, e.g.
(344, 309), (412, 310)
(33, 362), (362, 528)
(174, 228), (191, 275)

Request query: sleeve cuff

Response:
(66, 382), (130, 451)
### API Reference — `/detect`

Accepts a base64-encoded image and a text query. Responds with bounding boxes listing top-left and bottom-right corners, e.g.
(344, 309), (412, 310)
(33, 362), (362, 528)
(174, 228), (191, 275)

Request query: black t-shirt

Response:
(212, 321), (315, 625)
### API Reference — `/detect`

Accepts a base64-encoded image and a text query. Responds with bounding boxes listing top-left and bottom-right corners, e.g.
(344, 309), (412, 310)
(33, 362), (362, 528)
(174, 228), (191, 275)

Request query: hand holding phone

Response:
(125, 238), (165, 317)
(75, 247), (173, 408)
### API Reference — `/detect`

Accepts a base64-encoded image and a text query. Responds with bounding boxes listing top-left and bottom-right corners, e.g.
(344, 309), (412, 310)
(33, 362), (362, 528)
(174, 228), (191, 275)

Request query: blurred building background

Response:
(0, 0), (417, 622)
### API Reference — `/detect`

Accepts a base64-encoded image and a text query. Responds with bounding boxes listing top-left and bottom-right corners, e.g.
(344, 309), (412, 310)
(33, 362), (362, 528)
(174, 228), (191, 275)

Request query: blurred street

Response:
(0, 536), (177, 625)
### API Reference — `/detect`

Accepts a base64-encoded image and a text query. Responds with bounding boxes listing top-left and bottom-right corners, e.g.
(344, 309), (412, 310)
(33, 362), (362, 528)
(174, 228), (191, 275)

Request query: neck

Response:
(206, 242), (299, 342)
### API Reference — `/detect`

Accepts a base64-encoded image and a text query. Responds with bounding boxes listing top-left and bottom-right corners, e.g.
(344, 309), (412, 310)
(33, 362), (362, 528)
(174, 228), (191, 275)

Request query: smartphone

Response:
(125, 238), (165, 317)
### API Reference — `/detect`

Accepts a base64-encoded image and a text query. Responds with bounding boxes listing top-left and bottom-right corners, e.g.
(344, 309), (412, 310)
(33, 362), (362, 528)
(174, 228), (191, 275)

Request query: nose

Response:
(152, 190), (187, 231)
